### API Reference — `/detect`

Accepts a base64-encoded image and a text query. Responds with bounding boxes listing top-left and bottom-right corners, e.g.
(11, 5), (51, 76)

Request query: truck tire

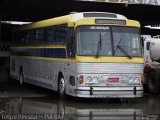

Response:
(148, 70), (160, 94)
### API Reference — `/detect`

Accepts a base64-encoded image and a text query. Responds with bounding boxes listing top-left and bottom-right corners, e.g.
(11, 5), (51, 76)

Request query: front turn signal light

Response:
(79, 75), (84, 84)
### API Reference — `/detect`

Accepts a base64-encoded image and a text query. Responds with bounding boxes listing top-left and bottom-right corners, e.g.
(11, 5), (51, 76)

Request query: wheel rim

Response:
(59, 78), (65, 96)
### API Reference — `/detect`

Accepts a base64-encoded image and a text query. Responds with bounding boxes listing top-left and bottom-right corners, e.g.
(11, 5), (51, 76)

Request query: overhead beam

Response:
(1, 0), (160, 25)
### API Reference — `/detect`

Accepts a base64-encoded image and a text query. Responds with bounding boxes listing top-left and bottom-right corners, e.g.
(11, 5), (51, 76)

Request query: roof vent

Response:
(83, 13), (117, 18)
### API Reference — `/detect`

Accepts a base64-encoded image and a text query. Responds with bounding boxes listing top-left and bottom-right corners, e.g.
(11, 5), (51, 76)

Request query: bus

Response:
(10, 12), (144, 98)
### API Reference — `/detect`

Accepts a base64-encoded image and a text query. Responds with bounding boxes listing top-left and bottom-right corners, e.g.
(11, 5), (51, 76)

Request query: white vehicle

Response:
(143, 35), (160, 94)
(10, 12), (144, 98)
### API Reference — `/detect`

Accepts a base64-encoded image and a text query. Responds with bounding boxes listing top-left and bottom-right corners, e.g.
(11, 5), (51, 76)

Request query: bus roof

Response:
(18, 12), (129, 30)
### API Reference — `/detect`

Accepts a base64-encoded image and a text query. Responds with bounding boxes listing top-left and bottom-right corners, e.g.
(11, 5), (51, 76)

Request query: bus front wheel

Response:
(58, 77), (66, 98)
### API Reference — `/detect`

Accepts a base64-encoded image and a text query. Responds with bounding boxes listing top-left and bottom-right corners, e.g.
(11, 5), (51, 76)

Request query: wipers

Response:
(116, 45), (132, 59)
(114, 39), (132, 59)
(96, 33), (102, 58)
(95, 35), (132, 59)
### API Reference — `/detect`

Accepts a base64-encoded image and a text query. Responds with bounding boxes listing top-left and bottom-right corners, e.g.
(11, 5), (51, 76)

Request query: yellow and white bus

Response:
(10, 12), (144, 98)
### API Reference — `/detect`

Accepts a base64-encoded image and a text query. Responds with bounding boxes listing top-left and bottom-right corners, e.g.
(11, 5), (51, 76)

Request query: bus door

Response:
(66, 28), (77, 96)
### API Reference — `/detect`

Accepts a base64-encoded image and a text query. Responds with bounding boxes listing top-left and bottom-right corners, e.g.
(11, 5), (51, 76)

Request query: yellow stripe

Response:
(12, 55), (144, 63)
(76, 56), (144, 63)
(11, 45), (66, 49)
(13, 56), (76, 62)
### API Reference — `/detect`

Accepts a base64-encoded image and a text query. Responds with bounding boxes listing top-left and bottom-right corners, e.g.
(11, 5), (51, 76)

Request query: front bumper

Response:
(76, 86), (143, 98)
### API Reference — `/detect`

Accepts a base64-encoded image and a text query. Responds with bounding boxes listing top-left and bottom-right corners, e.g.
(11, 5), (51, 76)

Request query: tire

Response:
(19, 69), (24, 86)
(148, 70), (160, 94)
(58, 77), (66, 98)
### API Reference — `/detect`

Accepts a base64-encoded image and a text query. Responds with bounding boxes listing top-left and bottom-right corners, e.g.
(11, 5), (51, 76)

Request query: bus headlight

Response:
(86, 76), (92, 83)
(128, 77), (140, 85)
(86, 76), (99, 84)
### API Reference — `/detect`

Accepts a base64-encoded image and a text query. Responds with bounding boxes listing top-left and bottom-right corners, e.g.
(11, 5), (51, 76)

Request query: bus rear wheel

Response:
(58, 77), (66, 98)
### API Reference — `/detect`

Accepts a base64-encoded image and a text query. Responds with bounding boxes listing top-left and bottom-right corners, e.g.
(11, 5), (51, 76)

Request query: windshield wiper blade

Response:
(96, 33), (102, 58)
(117, 45), (132, 59)
(114, 39), (122, 55)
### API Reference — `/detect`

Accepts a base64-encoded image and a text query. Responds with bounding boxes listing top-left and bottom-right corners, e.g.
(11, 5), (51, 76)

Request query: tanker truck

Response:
(143, 35), (160, 94)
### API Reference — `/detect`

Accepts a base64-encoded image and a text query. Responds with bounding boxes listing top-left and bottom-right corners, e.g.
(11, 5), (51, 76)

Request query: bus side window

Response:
(13, 31), (19, 45)
(45, 27), (56, 44)
(67, 28), (75, 58)
(26, 30), (31, 44)
(55, 25), (67, 43)
(20, 31), (24, 43)
(34, 29), (44, 44)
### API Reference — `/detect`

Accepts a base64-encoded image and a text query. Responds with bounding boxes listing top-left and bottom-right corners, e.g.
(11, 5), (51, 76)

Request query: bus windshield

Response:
(77, 26), (142, 57)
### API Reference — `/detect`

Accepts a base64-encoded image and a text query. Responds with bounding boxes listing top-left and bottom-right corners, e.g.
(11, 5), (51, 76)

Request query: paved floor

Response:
(0, 80), (160, 120)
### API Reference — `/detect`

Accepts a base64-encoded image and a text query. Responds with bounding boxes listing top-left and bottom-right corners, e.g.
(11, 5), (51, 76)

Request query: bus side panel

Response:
(10, 56), (77, 96)
(15, 58), (77, 95)
(27, 59), (77, 95)
(62, 62), (77, 97)
(23, 58), (57, 91)
(10, 56), (32, 82)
